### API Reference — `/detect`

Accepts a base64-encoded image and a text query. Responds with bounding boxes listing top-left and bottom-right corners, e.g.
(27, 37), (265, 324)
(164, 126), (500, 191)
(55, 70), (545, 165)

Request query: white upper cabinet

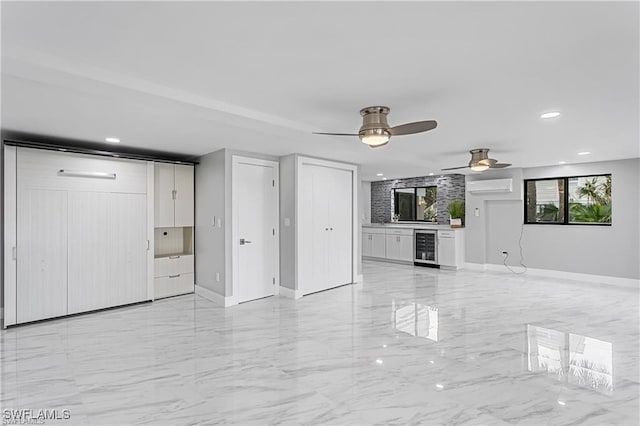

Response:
(174, 165), (195, 227)
(154, 163), (194, 227)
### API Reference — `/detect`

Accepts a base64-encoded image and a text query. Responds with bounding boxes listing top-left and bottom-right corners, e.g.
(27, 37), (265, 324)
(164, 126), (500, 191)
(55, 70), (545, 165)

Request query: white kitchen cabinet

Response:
(298, 159), (356, 295)
(362, 227), (387, 258)
(385, 234), (413, 262)
(438, 229), (465, 269)
(371, 234), (386, 258)
(362, 232), (372, 257)
(4, 147), (152, 326)
(154, 163), (194, 228)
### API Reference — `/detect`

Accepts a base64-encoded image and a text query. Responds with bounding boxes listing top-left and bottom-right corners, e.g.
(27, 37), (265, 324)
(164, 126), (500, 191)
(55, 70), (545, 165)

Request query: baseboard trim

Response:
(463, 263), (638, 289)
(463, 262), (487, 271)
(279, 286), (303, 299)
(195, 285), (237, 307)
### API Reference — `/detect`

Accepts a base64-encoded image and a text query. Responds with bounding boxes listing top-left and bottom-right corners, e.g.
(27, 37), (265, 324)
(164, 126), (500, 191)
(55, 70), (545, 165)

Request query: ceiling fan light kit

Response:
(359, 106), (391, 148)
(313, 106), (437, 148)
(442, 148), (512, 171)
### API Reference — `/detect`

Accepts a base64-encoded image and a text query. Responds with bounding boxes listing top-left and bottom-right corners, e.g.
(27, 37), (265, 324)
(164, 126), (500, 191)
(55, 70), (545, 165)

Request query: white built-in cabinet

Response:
(3, 147), (152, 326)
(362, 225), (465, 269)
(385, 228), (414, 262)
(362, 228), (386, 258)
(297, 157), (358, 295)
(153, 163), (194, 299)
(154, 163), (194, 228)
(437, 229), (465, 269)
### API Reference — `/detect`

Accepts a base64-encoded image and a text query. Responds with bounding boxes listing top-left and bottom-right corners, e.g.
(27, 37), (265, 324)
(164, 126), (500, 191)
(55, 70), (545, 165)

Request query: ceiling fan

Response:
(442, 148), (512, 172)
(313, 106), (437, 148)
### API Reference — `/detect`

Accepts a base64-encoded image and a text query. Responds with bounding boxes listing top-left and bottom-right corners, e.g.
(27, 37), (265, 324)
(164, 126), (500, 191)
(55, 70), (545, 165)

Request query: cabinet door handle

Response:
(169, 274), (181, 279)
(330, 227), (333, 231)
(172, 189), (177, 200)
(169, 255), (181, 259)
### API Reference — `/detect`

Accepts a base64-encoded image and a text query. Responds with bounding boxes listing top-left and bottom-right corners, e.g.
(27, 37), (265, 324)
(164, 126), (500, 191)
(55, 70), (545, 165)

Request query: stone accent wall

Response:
(371, 174), (465, 224)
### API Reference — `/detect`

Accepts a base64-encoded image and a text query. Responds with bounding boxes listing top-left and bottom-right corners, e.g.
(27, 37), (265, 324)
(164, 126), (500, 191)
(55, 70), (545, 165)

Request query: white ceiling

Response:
(2, 1), (638, 181)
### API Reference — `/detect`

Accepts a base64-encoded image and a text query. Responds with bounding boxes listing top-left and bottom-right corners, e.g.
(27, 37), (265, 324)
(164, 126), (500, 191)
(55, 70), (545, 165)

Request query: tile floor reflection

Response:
(1, 260), (638, 425)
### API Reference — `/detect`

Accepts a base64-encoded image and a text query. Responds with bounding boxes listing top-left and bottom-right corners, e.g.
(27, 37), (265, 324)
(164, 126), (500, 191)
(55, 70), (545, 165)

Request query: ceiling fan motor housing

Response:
(359, 106), (391, 135)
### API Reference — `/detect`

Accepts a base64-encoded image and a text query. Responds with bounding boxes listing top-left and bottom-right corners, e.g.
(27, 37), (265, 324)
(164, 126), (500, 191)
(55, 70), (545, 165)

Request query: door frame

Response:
(231, 155), (280, 305)
(295, 156), (359, 294)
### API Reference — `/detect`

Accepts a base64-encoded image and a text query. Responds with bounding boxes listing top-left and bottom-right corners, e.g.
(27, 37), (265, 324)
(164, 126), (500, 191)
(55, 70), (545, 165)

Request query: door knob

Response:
(240, 238), (252, 245)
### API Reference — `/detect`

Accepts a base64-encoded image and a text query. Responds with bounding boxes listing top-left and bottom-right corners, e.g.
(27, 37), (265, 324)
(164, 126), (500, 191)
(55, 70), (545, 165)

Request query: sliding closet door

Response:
(17, 189), (68, 323)
(107, 193), (148, 307)
(68, 192), (110, 314)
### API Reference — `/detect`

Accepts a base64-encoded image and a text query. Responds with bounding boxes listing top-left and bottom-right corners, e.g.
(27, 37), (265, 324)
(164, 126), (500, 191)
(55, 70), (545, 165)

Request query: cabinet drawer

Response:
(154, 254), (194, 278)
(438, 230), (456, 239)
(362, 227), (386, 235)
(154, 273), (194, 299)
(385, 228), (414, 236)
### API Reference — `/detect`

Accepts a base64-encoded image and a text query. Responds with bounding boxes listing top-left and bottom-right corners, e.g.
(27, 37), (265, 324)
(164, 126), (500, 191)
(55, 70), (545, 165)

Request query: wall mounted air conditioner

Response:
(466, 178), (513, 193)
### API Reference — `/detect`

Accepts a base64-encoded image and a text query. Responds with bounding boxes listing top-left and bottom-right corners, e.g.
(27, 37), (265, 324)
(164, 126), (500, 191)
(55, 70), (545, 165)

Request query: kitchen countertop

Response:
(362, 223), (463, 230)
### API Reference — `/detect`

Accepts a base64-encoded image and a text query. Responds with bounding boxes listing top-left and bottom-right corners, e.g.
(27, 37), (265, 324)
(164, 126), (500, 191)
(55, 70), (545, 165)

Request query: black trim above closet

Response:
(1, 131), (199, 165)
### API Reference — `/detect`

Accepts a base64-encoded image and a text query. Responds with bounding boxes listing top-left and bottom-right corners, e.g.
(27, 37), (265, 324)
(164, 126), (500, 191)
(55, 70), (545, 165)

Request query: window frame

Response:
(393, 186), (438, 222)
(524, 173), (612, 226)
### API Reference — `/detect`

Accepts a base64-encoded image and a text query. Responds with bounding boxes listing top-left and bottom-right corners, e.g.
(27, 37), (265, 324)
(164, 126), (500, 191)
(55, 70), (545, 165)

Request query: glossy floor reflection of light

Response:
(1, 260), (638, 425)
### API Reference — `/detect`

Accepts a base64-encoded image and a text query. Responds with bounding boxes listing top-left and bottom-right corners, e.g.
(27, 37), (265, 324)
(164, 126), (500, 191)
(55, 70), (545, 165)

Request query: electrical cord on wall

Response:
(503, 222), (527, 275)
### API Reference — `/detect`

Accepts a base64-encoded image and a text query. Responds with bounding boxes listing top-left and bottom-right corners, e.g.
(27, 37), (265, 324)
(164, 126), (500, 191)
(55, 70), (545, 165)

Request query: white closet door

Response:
(17, 189), (68, 323)
(68, 192), (110, 314)
(328, 167), (353, 286)
(301, 164), (331, 295)
(154, 163), (175, 227)
(174, 165), (194, 227)
(107, 193), (148, 307)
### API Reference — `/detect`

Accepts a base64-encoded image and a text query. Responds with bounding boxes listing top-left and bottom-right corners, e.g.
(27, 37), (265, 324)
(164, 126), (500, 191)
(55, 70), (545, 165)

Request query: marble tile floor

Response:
(1, 260), (638, 425)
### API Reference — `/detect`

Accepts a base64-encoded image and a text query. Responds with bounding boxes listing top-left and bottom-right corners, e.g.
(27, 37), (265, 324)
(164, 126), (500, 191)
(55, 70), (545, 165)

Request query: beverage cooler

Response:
(414, 229), (438, 267)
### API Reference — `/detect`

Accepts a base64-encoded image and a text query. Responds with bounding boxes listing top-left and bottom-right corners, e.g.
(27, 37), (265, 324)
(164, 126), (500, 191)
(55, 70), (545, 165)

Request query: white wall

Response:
(195, 148), (280, 297)
(194, 149), (226, 295)
(279, 154), (296, 290)
(466, 158), (640, 280)
(361, 181), (371, 224)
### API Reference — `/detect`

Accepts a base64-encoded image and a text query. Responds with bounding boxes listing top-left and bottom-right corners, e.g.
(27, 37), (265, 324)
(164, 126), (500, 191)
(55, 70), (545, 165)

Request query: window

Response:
(525, 174), (611, 225)
(393, 186), (437, 221)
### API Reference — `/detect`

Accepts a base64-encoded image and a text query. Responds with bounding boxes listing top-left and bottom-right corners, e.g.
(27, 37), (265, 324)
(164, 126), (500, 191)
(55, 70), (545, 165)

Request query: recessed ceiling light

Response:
(435, 384), (444, 389)
(375, 359), (383, 365)
(376, 173), (384, 177)
(540, 111), (561, 119)
(429, 173), (434, 176)
(557, 400), (566, 406)
(558, 161), (566, 164)
(105, 137), (120, 143)
(382, 177), (388, 181)
(578, 151), (590, 156)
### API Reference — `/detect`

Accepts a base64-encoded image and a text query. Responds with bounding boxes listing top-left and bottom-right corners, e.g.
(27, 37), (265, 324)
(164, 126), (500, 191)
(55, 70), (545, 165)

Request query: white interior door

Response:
(328, 167), (353, 286)
(234, 157), (278, 303)
(17, 189), (68, 323)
